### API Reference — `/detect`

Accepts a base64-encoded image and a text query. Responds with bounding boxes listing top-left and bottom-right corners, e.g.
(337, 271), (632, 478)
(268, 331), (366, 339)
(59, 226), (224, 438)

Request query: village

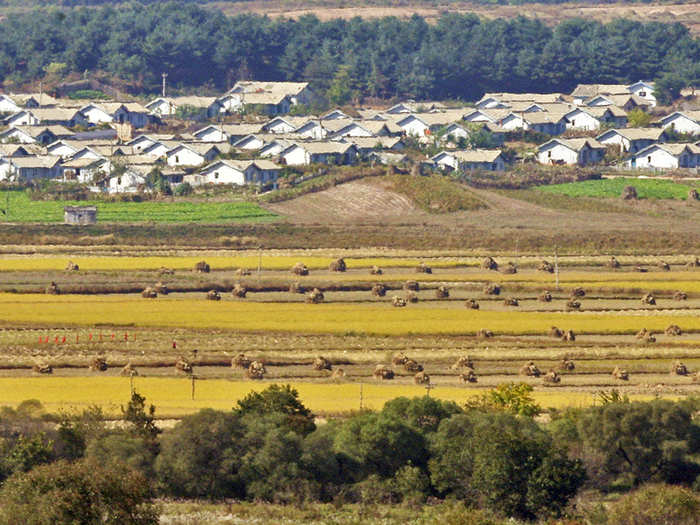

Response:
(0, 79), (697, 196)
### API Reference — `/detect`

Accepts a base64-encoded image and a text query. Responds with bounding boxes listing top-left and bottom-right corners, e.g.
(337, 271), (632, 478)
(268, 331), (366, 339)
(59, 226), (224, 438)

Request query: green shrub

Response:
(607, 484), (700, 525)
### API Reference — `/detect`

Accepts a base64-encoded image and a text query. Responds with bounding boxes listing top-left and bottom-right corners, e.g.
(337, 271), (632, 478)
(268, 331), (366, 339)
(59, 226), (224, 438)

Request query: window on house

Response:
(214, 172), (219, 179)
(639, 91), (646, 97)
(547, 151), (552, 158)
(175, 156), (179, 163)
(648, 156), (652, 163)
(571, 119), (575, 127)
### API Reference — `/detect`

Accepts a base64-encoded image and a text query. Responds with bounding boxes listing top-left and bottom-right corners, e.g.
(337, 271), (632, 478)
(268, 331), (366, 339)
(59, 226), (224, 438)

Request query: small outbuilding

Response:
(64, 206), (97, 225)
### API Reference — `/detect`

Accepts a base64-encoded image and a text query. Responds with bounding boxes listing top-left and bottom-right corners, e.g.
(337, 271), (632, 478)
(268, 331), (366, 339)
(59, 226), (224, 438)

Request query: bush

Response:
(607, 484), (700, 525)
(174, 182), (193, 196)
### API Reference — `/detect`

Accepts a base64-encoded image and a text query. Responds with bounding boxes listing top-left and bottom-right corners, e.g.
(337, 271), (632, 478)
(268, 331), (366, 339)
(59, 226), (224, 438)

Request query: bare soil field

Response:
(217, 1), (700, 35)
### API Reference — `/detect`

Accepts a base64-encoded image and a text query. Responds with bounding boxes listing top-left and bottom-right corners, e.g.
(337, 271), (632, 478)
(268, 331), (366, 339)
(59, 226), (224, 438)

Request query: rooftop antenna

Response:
(161, 72), (168, 98)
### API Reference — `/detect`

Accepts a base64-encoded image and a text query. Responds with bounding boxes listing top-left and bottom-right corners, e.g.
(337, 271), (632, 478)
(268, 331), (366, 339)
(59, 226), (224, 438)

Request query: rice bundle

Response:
(247, 361), (266, 379)
(89, 357), (108, 372)
(565, 299), (581, 311)
(465, 298), (480, 309)
(538, 260), (554, 273)
(306, 288), (324, 303)
(636, 327), (651, 340)
(562, 329), (576, 342)
(416, 262), (432, 274)
(543, 369), (561, 384)
(154, 281), (169, 295)
(481, 257), (498, 271)
(482, 283), (500, 295)
(33, 363), (52, 374)
(312, 356), (332, 371)
(194, 260), (210, 273)
(673, 291), (688, 301)
(665, 324), (682, 336)
(158, 266), (175, 275)
(451, 356), (474, 370)
(501, 262), (517, 274)
(371, 283), (387, 297)
(206, 290), (221, 301)
(291, 262), (309, 276)
(549, 326), (563, 338)
(559, 358), (575, 371)
(46, 281), (60, 295)
(370, 265), (383, 275)
(175, 357), (192, 374)
(403, 359), (423, 373)
(657, 261), (670, 271)
(607, 256), (621, 269)
(570, 287), (585, 298)
(671, 361), (689, 376)
(392, 296), (407, 307)
(503, 297), (519, 307)
(332, 368), (345, 379)
(405, 291), (418, 303)
(641, 293), (656, 305)
(232, 353), (251, 369)
(460, 369), (478, 383)
(329, 258), (347, 272)
(435, 286), (449, 299)
(538, 291), (553, 302)
(65, 261), (79, 271)
(373, 365), (394, 380)
(235, 268), (252, 276)
(477, 329), (493, 338)
(612, 366), (629, 380)
(414, 371), (430, 384)
(232, 283), (247, 298)
(141, 287), (158, 299)
(392, 352), (409, 366)
(519, 361), (541, 377)
(404, 280), (419, 291)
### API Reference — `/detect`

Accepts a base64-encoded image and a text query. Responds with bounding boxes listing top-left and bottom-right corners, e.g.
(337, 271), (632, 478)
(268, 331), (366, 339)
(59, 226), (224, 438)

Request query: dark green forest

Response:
(0, 2), (697, 100)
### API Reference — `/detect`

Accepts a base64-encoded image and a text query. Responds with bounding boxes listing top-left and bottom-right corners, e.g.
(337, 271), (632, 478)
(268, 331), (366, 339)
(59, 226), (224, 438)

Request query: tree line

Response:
(2, 384), (700, 523)
(0, 2), (697, 101)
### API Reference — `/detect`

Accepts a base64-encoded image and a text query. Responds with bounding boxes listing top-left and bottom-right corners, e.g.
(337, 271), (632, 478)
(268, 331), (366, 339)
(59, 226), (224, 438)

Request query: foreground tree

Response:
(0, 460), (158, 525)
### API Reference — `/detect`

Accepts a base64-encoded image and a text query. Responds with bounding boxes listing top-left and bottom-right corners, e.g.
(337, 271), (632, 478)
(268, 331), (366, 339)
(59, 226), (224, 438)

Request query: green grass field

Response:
(536, 178), (698, 200)
(0, 191), (278, 223)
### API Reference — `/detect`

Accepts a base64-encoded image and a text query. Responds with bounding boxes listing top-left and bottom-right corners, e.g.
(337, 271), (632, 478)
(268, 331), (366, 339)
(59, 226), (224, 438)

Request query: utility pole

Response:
(161, 72), (168, 98)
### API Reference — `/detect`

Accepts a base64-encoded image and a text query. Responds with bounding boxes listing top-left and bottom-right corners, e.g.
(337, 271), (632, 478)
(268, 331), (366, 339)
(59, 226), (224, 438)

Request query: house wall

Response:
(203, 165), (245, 185)
(7, 113), (37, 126)
(663, 115), (700, 135)
(0, 98), (20, 114)
(500, 114), (524, 131)
(537, 143), (578, 165)
(566, 111), (600, 131)
(2, 130), (35, 144)
(166, 148), (205, 167)
(629, 85), (656, 107)
(82, 107), (113, 125)
(400, 118), (428, 136)
(282, 146), (309, 166)
(531, 122), (565, 135)
(628, 147), (678, 169)
(48, 144), (78, 157)
(266, 120), (295, 134)
(259, 143), (286, 158)
(196, 128), (226, 142)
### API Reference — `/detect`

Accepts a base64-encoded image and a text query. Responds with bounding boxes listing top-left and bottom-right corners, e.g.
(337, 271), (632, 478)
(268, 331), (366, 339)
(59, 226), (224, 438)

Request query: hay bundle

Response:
(232, 353), (252, 369)
(481, 257), (498, 271)
(141, 287), (157, 299)
(635, 266), (648, 273)
(416, 262), (432, 274)
(373, 365), (394, 380)
(120, 362), (138, 376)
(519, 361), (541, 377)
(392, 352), (409, 366)
(65, 261), (79, 271)
(538, 260), (554, 273)
(688, 189), (699, 201)
(32, 363), (53, 374)
(612, 366), (629, 381)
(643, 334), (656, 344)
(371, 283), (387, 297)
(483, 283), (500, 295)
(658, 261), (670, 271)
(291, 262), (309, 276)
(370, 265), (383, 275)
(329, 258), (347, 272)
(194, 260), (210, 273)
(235, 268), (252, 276)
(641, 293), (656, 305)
(405, 291), (419, 303)
(566, 299), (581, 311)
(559, 358), (575, 371)
(571, 287), (586, 298)
(154, 281), (169, 295)
(414, 371), (430, 384)
(538, 291), (553, 302)
(312, 356), (332, 371)
(89, 357), (107, 372)
(501, 262), (517, 275)
(503, 297), (519, 307)
(562, 330), (576, 342)
(404, 280), (419, 291)
(175, 357), (193, 374)
(45, 281), (59, 295)
(543, 369), (561, 384)
(673, 291), (688, 301)
(671, 361), (689, 376)
(607, 256), (621, 269)
(232, 283), (247, 298)
(477, 329), (494, 338)
(289, 282), (304, 294)
(665, 324), (682, 336)
(621, 185), (637, 200)
(306, 288), (324, 304)
(460, 369), (478, 383)
(451, 356), (474, 370)
(465, 298), (480, 309)
(332, 368), (345, 379)
(206, 290), (221, 301)
(158, 266), (175, 276)
(247, 361), (266, 380)
(404, 359), (423, 373)
(435, 286), (449, 299)
(686, 257), (700, 268)
(392, 296), (407, 307)
(549, 326), (563, 338)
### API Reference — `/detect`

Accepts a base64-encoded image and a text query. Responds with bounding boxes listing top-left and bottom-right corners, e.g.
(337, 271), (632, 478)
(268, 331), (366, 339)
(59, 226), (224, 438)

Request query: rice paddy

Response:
(0, 249), (698, 416)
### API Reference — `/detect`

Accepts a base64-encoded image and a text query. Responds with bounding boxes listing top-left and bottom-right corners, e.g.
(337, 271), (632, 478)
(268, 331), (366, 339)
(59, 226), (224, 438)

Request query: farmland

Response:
(0, 190), (277, 223)
(0, 248), (698, 417)
(537, 177), (699, 200)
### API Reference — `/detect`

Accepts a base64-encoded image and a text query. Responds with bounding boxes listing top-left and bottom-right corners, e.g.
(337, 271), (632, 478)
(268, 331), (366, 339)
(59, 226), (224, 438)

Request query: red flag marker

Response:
(172, 341), (177, 349)
(124, 333), (128, 341)
(55, 336), (59, 344)
(61, 336), (66, 344)
(89, 333), (93, 341)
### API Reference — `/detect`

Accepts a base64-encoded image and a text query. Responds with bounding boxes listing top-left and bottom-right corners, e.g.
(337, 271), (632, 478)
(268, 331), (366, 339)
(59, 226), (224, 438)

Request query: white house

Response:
(324, 120), (375, 139)
(563, 107), (604, 131)
(165, 143), (221, 167)
(280, 142), (358, 166)
(146, 97), (221, 119)
(571, 82), (656, 107)
(500, 112), (566, 135)
(258, 139), (294, 158)
(5, 108), (87, 128)
(0, 95), (22, 114)
(596, 128), (665, 154)
(625, 143), (700, 169)
(536, 138), (606, 166)
(321, 109), (350, 120)
(394, 114), (430, 137)
(195, 159), (280, 187)
(627, 81), (656, 107)
(107, 171), (146, 193)
(61, 157), (110, 184)
(431, 149), (506, 171)
(103, 102), (151, 128)
(232, 134), (267, 151)
(0, 155), (62, 181)
(658, 111), (700, 135)
(0, 125), (73, 145)
(79, 103), (114, 125)
(228, 81), (315, 107)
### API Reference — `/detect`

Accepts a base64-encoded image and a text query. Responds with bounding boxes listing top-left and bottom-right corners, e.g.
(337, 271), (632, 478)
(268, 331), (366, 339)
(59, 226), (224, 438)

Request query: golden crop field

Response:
(0, 293), (699, 335)
(0, 377), (674, 417)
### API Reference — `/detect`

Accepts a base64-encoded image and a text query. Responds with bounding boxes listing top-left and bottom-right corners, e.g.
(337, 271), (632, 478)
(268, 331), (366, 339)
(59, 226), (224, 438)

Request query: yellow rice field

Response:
(0, 377), (672, 417)
(0, 293), (698, 335)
